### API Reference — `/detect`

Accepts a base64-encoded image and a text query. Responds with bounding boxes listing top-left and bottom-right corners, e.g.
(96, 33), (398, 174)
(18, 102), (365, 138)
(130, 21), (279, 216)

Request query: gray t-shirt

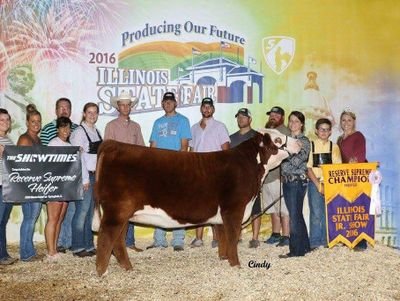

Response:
(229, 129), (257, 148)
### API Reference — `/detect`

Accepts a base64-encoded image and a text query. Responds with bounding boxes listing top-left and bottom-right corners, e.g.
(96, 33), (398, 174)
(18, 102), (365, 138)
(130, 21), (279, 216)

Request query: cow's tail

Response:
(91, 149), (104, 232)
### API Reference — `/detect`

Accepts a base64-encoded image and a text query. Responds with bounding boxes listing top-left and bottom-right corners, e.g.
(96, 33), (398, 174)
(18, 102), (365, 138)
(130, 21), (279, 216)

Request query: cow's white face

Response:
(264, 149), (290, 171)
(257, 128), (301, 154)
(256, 128), (301, 183)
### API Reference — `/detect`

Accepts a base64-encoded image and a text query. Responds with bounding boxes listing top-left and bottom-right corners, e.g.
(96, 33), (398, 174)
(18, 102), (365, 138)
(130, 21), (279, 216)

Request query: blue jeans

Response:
(153, 228), (185, 247)
(0, 188), (13, 260)
(283, 180), (310, 256)
(308, 181), (327, 248)
(20, 201), (42, 260)
(125, 223), (136, 247)
(57, 201), (75, 249)
(71, 174), (95, 253)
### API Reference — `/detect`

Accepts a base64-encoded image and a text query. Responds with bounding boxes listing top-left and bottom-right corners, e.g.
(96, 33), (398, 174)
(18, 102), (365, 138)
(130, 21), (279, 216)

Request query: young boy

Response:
(307, 118), (342, 249)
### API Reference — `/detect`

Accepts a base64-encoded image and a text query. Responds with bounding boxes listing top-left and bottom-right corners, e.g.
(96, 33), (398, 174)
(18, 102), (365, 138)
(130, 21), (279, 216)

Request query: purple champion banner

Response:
(327, 193), (375, 246)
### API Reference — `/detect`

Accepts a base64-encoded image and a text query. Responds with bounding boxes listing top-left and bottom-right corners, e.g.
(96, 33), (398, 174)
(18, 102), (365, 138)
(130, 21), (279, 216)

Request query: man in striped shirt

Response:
(40, 98), (79, 145)
(40, 98), (79, 253)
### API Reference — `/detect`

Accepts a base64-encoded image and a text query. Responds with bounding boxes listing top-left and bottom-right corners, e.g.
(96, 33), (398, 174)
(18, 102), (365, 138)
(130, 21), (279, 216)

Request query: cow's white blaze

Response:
(257, 149), (290, 183)
(258, 128), (301, 154)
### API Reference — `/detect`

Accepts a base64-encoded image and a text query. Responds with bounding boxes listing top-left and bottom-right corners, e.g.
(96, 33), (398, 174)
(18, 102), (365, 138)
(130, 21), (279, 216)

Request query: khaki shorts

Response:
(261, 179), (288, 215)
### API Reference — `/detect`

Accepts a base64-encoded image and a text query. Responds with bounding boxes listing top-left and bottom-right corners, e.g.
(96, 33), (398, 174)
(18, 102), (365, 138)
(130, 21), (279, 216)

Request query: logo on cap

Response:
(201, 97), (214, 107)
(266, 106), (285, 116)
(235, 108), (251, 118)
(162, 92), (176, 101)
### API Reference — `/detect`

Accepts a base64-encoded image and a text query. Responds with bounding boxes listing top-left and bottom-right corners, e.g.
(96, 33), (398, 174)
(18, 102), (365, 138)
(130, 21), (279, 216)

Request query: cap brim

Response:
(236, 113), (250, 118)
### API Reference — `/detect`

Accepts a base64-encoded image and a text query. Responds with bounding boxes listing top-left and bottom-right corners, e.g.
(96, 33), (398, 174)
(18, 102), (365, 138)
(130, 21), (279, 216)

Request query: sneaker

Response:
(278, 252), (295, 259)
(190, 238), (204, 248)
(211, 240), (218, 248)
(173, 245), (184, 252)
(146, 244), (167, 250)
(276, 236), (290, 247)
(264, 234), (281, 244)
(128, 245), (143, 252)
(22, 254), (45, 262)
(353, 246), (366, 252)
(0, 257), (18, 265)
(248, 239), (260, 248)
(56, 246), (67, 253)
(73, 250), (92, 258)
(86, 249), (96, 257)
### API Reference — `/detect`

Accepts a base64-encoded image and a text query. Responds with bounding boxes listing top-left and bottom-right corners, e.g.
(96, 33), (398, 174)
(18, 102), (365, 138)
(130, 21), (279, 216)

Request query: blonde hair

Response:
(81, 102), (99, 123)
(26, 104), (41, 121)
(340, 110), (356, 121)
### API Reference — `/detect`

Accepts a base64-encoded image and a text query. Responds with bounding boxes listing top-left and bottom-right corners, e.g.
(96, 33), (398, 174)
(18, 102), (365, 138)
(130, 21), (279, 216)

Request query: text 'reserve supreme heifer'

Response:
(94, 129), (300, 276)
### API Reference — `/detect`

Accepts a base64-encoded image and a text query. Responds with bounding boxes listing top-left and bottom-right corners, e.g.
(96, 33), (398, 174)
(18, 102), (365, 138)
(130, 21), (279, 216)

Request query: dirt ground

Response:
(1, 234), (399, 301)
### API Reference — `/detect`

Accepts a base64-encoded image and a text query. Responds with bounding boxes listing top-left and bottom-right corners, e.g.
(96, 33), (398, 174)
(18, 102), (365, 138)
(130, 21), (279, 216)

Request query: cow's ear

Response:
(263, 132), (273, 146)
(254, 132), (263, 145)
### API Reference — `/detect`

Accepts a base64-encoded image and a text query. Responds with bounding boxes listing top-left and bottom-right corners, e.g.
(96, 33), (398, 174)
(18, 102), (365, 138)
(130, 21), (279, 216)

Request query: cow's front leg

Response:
(215, 224), (228, 260)
(112, 221), (133, 271)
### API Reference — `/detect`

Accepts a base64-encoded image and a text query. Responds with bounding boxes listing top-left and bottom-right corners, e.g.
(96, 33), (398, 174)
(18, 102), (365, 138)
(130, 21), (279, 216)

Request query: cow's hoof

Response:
(97, 269), (108, 277)
(119, 263), (133, 271)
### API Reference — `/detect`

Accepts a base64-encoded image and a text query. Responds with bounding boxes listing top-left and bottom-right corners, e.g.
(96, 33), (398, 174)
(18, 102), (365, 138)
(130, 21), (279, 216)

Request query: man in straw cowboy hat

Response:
(104, 90), (145, 252)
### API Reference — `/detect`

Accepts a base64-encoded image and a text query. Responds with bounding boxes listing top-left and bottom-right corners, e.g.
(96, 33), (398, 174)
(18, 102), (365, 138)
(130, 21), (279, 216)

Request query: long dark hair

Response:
(289, 111), (305, 133)
(0, 108), (12, 134)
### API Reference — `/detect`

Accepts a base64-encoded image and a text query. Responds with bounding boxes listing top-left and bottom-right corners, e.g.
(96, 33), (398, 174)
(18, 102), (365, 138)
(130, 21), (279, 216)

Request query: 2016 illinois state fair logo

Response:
(262, 36), (295, 75)
(94, 21), (265, 116)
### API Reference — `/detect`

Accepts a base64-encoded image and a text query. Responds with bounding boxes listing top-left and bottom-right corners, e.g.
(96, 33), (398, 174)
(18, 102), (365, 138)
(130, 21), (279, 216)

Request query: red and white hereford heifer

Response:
(94, 130), (299, 276)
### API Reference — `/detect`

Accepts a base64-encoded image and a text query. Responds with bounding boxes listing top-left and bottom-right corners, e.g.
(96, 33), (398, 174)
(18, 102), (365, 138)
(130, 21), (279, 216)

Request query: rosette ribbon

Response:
(368, 170), (382, 215)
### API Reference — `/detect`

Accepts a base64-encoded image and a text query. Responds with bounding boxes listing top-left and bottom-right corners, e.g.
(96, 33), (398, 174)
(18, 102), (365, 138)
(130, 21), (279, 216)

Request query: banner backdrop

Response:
(321, 163), (378, 248)
(0, 1), (398, 245)
(2, 146), (82, 202)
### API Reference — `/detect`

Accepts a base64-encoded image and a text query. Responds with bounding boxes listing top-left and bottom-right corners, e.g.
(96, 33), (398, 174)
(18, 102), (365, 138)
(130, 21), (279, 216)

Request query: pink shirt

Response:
(104, 116), (145, 146)
(190, 117), (230, 152)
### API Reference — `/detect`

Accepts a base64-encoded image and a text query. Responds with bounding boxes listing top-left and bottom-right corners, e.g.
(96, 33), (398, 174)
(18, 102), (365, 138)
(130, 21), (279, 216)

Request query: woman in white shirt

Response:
(69, 103), (102, 257)
(46, 117), (73, 261)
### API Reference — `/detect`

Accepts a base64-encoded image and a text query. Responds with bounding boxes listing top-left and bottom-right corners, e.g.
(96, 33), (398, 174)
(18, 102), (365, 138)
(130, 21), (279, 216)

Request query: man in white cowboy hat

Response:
(104, 90), (145, 252)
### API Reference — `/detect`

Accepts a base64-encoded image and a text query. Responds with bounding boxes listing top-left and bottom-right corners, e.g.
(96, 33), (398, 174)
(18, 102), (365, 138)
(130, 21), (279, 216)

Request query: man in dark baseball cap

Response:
(235, 108), (252, 118)
(266, 106), (285, 116)
(201, 97), (214, 107)
(162, 92), (176, 101)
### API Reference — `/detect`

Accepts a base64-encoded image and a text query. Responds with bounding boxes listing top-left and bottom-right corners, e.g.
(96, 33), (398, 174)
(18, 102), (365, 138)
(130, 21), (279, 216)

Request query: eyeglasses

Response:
(318, 128), (331, 132)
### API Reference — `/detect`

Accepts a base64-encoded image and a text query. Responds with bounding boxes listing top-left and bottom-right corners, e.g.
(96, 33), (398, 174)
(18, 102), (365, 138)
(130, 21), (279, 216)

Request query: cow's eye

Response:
(274, 137), (282, 144)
